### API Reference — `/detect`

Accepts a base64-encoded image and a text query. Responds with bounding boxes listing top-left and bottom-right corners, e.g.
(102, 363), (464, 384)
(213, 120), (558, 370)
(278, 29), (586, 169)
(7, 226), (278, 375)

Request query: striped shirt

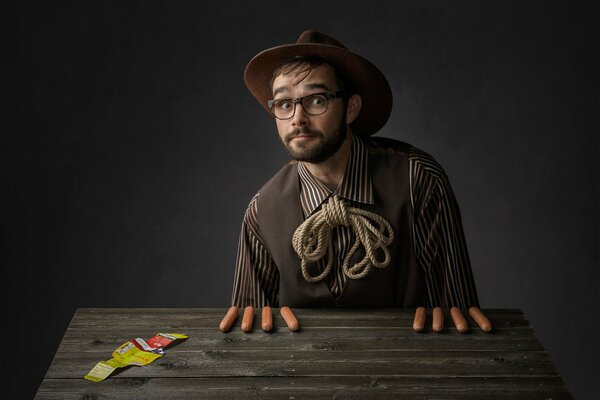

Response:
(232, 136), (480, 309)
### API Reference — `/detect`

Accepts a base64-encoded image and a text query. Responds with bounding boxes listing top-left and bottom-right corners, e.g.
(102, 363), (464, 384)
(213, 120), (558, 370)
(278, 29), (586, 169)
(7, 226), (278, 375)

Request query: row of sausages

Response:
(220, 306), (492, 333)
(219, 306), (299, 333)
(412, 306), (492, 333)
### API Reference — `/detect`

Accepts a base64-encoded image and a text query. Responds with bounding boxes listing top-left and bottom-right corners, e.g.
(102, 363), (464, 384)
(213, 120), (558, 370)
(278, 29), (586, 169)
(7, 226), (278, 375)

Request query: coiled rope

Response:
(292, 195), (395, 282)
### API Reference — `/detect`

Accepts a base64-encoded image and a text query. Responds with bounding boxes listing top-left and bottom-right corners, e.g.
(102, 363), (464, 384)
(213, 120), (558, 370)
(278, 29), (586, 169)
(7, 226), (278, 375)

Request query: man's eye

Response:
(278, 100), (292, 110)
(310, 96), (325, 106)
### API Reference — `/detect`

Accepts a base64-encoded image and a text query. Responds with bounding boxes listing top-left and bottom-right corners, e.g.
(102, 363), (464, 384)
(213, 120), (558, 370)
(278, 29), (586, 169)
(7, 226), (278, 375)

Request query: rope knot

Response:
(292, 195), (395, 283)
(321, 195), (350, 227)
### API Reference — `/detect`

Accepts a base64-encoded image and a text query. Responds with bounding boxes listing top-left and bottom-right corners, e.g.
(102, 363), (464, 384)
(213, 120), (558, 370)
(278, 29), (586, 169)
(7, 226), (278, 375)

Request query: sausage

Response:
(241, 306), (255, 333)
(432, 307), (444, 332)
(219, 306), (238, 333)
(469, 306), (492, 332)
(280, 306), (300, 331)
(450, 307), (469, 333)
(412, 307), (426, 332)
(261, 306), (273, 332)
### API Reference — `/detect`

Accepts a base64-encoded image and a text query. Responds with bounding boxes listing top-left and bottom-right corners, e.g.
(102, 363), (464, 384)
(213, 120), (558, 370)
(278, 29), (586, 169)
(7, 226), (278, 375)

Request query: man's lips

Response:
(287, 130), (320, 142)
(290, 134), (315, 140)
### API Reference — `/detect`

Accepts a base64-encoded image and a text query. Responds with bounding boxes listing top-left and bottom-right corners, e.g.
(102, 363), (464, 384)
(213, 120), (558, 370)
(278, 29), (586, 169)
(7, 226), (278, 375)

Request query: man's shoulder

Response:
(258, 160), (298, 191)
(250, 161), (299, 209)
(408, 146), (447, 179)
(365, 136), (446, 177)
(364, 136), (413, 156)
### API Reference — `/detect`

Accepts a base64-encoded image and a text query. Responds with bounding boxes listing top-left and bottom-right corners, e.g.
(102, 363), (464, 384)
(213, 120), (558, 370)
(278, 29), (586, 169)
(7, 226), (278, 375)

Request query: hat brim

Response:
(244, 43), (392, 137)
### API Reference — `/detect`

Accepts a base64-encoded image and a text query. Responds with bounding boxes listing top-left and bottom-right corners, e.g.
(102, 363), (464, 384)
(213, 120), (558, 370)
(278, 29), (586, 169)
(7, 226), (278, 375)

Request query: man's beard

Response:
(282, 116), (347, 164)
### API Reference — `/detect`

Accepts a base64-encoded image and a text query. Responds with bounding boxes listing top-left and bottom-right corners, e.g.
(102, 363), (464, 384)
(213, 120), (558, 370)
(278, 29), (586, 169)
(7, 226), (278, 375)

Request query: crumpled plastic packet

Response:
(84, 332), (188, 382)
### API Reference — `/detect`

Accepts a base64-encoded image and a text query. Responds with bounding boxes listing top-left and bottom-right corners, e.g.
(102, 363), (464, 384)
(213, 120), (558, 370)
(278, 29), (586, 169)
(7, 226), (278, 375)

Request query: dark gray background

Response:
(3, 1), (598, 399)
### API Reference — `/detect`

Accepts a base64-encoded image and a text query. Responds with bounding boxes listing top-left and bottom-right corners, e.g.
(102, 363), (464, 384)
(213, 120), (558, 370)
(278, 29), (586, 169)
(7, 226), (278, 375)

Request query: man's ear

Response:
(346, 94), (362, 124)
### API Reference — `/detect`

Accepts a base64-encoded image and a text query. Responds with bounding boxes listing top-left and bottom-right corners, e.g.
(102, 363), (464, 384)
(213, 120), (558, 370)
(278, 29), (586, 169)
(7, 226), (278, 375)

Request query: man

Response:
(226, 30), (490, 333)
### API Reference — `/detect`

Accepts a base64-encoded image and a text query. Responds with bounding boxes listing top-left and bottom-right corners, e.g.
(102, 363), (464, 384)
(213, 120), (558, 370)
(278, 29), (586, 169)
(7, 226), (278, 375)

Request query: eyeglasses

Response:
(267, 91), (346, 120)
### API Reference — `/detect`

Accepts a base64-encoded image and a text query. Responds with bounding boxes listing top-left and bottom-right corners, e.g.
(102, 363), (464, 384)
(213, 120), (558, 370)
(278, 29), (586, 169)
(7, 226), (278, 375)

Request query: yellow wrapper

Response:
(84, 333), (187, 382)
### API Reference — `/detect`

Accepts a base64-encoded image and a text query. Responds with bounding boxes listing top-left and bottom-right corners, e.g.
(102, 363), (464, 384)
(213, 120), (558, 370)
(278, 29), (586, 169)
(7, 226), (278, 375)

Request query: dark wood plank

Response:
(36, 376), (573, 400)
(57, 326), (544, 353)
(66, 308), (530, 329)
(45, 349), (559, 379)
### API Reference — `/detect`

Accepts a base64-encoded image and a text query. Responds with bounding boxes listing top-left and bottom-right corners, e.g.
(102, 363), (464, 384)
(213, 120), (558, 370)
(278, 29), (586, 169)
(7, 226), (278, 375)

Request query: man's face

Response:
(271, 64), (348, 164)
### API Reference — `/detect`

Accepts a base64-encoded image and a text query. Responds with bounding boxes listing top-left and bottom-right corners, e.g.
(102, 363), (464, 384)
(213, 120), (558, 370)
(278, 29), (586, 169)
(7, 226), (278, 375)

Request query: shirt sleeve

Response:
(409, 148), (480, 309)
(231, 193), (280, 308)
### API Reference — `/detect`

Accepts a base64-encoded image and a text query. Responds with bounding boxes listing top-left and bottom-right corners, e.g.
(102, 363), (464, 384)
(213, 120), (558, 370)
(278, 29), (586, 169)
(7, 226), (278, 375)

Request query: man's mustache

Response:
(286, 128), (322, 141)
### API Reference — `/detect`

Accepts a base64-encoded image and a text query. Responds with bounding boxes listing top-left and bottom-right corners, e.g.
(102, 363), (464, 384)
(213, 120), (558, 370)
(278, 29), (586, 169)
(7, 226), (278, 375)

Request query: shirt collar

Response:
(297, 136), (374, 217)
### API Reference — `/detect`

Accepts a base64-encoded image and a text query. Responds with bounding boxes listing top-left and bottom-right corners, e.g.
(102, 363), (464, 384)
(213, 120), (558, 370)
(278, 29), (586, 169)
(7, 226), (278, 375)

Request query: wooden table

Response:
(35, 308), (572, 399)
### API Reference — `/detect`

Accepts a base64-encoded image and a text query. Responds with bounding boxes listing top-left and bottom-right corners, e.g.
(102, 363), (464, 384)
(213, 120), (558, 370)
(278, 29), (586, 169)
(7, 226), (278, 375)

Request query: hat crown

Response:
(296, 30), (348, 50)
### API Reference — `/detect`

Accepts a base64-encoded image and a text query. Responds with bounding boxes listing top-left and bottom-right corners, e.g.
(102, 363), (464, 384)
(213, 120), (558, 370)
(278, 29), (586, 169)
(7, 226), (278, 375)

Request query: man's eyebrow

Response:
(272, 86), (288, 97)
(304, 83), (331, 92)
(272, 82), (332, 97)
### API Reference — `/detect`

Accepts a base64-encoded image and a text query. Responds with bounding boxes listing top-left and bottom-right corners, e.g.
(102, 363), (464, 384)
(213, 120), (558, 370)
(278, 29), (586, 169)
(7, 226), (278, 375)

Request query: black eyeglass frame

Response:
(267, 91), (347, 120)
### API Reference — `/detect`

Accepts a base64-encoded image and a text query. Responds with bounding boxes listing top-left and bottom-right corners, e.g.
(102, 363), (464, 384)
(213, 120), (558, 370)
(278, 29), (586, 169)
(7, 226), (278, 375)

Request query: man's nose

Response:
(291, 102), (309, 127)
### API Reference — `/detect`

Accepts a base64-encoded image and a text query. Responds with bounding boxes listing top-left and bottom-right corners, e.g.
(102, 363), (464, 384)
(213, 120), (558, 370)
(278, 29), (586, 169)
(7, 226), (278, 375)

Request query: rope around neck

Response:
(292, 195), (395, 282)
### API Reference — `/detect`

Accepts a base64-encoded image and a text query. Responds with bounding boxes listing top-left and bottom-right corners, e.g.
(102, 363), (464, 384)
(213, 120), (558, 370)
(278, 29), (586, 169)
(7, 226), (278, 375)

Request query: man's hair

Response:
(270, 56), (355, 98)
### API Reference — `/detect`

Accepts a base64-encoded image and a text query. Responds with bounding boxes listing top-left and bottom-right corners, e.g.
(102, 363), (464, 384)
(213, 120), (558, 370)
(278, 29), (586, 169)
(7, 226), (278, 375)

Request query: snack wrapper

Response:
(84, 333), (188, 382)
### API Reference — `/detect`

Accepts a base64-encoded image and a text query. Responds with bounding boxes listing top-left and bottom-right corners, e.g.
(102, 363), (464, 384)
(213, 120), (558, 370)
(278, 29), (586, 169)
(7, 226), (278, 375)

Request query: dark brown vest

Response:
(256, 137), (426, 308)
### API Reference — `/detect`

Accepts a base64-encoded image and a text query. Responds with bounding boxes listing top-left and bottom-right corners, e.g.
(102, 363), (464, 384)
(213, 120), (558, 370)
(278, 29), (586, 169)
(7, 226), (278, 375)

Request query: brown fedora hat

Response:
(244, 30), (392, 137)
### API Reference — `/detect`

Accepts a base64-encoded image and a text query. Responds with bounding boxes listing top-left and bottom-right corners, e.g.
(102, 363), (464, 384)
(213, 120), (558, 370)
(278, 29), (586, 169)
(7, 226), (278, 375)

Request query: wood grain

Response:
(35, 308), (573, 399)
